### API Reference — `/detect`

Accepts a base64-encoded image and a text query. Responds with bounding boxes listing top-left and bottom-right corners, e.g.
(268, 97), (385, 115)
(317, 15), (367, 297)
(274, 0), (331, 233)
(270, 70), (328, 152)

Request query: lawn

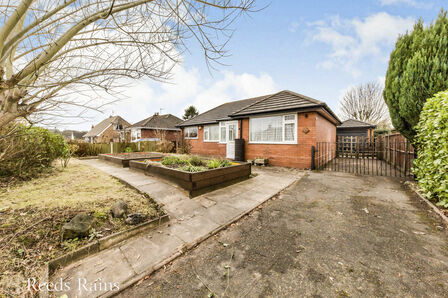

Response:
(0, 160), (164, 297)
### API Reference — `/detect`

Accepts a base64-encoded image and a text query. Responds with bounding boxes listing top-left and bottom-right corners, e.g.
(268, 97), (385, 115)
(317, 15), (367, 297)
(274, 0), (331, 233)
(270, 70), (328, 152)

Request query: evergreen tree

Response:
(384, 10), (448, 142)
(183, 106), (199, 120)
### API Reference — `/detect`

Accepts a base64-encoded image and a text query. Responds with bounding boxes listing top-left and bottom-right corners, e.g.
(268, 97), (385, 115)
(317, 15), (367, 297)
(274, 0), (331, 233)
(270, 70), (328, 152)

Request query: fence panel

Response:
(315, 135), (414, 178)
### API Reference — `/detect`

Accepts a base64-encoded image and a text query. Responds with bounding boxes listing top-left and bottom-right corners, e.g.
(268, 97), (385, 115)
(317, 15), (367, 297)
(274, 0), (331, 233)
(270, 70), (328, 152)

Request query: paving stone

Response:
(51, 247), (134, 298)
(119, 233), (184, 274)
(167, 216), (220, 247)
(202, 203), (242, 226)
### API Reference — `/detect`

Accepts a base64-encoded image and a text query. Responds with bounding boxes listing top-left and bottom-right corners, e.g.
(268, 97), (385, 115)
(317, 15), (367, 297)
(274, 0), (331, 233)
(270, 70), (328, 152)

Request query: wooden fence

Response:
(71, 141), (157, 156)
(314, 133), (415, 177)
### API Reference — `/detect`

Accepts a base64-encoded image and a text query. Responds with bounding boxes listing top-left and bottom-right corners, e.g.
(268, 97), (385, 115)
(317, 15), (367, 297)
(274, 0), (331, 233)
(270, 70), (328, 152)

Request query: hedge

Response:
(413, 91), (448, 207)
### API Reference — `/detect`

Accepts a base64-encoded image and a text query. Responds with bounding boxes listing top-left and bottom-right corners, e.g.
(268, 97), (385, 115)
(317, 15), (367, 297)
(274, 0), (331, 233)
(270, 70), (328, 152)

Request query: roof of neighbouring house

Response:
(177, 95), (269, 127)
(83, 116), (130, 138)
(178, 90), (340, 127)
(337, 119), (376, 129)
(129, 113), (182, 130)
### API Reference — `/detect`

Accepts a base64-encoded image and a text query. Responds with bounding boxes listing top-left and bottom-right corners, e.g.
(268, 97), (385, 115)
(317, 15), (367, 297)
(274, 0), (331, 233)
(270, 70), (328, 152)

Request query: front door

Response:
(225, 121), (237, 159)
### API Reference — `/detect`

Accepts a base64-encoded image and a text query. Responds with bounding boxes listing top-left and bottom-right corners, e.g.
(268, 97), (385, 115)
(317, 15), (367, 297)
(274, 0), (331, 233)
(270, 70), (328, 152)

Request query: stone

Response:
(110, 201), (128, 218)
(125, 213), (148, 225)
(254, 158), (269, 166)
(62, 213), (94, 239)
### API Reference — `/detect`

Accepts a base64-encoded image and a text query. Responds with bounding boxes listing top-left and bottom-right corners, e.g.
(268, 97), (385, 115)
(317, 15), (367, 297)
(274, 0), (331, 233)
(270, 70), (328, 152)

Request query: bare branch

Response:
(339, 81), (390, 125)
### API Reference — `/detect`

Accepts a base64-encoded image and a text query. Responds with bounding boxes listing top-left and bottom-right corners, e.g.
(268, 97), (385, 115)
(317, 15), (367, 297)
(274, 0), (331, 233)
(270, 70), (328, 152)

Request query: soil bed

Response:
(0, 160), (164, 297)
(130, 155), (251, 197)
(99, 152), (163, 167)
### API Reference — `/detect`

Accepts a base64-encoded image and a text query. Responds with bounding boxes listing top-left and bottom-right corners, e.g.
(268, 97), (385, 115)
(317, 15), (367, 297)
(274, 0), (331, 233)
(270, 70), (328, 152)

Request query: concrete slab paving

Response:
(49, 159), (304, 297)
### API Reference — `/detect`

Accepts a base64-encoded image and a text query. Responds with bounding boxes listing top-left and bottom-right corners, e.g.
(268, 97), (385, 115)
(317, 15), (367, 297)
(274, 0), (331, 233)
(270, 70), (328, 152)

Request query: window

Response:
(220, 123), (226, 143)
(249, 114), (297, 144)
(204, 125), (219, 142)
(184, 126), (198, 139)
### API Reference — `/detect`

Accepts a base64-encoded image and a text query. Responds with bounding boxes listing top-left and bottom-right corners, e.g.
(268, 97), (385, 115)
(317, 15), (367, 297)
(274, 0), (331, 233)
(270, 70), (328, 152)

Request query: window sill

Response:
(248, 141), (297, 145)
(185, 137), (198, 140)
(204, 140), (219, 143)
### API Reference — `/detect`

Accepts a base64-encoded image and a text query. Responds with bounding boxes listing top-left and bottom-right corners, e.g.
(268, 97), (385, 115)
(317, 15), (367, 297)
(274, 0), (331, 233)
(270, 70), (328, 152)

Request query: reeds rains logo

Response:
(27, 278), (119, 293)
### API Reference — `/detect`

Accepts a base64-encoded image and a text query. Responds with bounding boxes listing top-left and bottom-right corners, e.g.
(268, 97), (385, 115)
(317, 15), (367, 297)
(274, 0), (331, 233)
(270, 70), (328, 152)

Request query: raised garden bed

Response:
(130, 156), (251, 197)
(99, 152), (163, 167)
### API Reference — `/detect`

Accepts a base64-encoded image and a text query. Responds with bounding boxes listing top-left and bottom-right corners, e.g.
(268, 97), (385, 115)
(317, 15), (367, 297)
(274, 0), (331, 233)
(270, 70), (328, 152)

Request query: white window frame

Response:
(184, 126), (198, 139)
(219, 122), (227, 144)
(203, 124), (219, 142)
(249, 113), (297, 144)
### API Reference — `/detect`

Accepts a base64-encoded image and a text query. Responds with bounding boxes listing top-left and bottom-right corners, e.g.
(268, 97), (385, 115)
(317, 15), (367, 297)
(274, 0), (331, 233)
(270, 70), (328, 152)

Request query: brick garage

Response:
(179, 90), (340, 169)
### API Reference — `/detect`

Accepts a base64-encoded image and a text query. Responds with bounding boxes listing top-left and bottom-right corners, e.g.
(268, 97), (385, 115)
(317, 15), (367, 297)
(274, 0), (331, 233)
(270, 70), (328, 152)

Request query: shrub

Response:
(160, 156), (188, 166)
(413, 91), (448, 207)
(384, 10), (448, 142)
(156, 140), (174, 153)
(179, 164), (206, 172)
(176, 138), (192, 154)
(374, 129), (390, 137)
(207, 158), (232, 169)
(189, 155), (204, 167)
(0, 124), (66, 180)
(68, 140), (103, 157)
(124, 146), (133, 153)
(60, 143), (79, 168)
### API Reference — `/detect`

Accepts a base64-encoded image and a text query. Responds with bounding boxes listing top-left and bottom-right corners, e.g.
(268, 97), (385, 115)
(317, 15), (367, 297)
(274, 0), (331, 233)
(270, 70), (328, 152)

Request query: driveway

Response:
(119, 171), (448, 297)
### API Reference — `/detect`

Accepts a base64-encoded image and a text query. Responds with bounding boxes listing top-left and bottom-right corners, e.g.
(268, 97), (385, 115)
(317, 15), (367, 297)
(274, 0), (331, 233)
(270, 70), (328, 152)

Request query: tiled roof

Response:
(231, 90), (324, 116)
(178, 90), (341, 127)
(129, 114), (182, 130)
(83, 116), (130, 137)
(177, 95), (269, 127)
(337, 119), (376, 128)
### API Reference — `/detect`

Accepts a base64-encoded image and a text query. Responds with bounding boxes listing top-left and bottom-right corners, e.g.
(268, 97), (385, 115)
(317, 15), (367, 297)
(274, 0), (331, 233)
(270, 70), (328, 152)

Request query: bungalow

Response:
(337, 119), (376, 139)
(128, 113), (182, 142)
(177, 90), (341, 168)
(83, 115), (130, 143)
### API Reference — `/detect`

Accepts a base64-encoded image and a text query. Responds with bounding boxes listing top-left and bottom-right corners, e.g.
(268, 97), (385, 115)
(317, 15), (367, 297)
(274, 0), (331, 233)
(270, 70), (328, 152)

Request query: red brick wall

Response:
(316, 114), (336, 143)
(188, 125), (226, 157)
(97, 125), (118, 143)
(243, 112), (317, 168)
(186, 111), (337, 169)
(141, 129), (179, 141)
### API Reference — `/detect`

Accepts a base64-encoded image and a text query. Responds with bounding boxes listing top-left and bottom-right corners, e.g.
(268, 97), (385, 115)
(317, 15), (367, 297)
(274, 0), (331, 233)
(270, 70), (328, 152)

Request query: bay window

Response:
(184, 126), (198, 139)
(249, 114), (297, 144)
(204, 124), (219, 142)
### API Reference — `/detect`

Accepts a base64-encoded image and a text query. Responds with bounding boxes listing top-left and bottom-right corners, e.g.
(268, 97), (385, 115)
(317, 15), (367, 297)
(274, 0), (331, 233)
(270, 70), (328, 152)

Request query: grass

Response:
(0, 160), (164, 297)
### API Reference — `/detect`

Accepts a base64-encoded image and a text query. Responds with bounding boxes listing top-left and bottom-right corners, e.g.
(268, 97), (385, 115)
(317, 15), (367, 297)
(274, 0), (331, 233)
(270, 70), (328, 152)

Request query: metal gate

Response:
(313, 135), (415, 177)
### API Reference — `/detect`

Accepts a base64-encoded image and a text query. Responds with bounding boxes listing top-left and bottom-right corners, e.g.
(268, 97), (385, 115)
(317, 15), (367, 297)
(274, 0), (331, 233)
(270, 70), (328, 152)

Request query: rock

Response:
(254, 158), (269, 166)
(62, 213), (94, 239)
(125, 213), (147, 225)
(110, 201), (128, 218)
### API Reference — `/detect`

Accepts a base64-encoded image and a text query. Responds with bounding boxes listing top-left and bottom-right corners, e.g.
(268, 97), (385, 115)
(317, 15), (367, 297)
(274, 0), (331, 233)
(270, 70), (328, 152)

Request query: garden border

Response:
(404, 181), (448, 226)
(99, 152), (163, 167)
(129, 160), (251, 197)
(40, 214), (169, 297)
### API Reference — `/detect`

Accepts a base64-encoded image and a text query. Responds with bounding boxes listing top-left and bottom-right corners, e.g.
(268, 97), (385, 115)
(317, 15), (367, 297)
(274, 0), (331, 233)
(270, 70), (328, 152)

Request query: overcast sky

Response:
(69, 0), (445, 131)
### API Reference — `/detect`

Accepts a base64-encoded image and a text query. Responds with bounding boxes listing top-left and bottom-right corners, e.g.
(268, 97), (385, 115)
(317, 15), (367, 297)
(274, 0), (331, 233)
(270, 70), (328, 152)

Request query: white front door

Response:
(225, 121), (237, 159)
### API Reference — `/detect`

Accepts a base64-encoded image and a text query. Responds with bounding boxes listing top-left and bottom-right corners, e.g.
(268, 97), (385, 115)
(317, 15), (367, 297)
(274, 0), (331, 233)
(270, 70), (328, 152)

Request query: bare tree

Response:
(0, 0), (255, 127)
(339, 81), (390, 124)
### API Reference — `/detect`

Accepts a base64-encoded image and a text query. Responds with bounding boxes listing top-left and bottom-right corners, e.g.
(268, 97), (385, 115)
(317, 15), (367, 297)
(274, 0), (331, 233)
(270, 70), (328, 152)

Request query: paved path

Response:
(50, 159), (304, 297)
(120, 171), (448, 298)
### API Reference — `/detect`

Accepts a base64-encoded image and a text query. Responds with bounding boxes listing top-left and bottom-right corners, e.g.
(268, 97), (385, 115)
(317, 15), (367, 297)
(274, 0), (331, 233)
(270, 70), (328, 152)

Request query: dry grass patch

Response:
(0, 160), (164, 297)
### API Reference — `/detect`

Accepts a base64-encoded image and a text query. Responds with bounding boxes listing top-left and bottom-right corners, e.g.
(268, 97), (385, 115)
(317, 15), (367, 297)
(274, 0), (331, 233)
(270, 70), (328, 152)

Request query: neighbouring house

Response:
(128, 113), (182, 142)
(337, 119), (376, 139)
(177, 90), (341, 168)
(83, 116), (130, 143)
